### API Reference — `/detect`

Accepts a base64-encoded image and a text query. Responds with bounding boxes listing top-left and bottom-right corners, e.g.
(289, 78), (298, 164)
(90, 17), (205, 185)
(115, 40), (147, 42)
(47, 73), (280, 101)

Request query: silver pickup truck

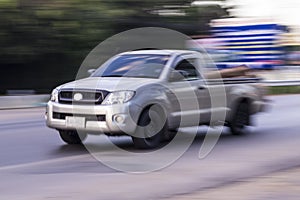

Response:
(46, 50), (268, 149)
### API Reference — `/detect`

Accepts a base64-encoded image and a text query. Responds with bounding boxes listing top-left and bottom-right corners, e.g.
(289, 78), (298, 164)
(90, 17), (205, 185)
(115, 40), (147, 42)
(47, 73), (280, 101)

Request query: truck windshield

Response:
(92, 54), (170, 79)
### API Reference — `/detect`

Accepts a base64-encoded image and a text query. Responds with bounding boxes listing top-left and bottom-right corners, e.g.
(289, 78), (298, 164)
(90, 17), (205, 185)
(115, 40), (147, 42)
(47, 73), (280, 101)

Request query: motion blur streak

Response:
(0, 95), (299, 199)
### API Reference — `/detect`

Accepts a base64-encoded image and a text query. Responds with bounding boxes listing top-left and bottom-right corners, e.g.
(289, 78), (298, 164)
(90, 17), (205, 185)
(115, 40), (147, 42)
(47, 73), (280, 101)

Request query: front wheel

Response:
(132, 105), (167, 149)
(59, 130), (87, 144)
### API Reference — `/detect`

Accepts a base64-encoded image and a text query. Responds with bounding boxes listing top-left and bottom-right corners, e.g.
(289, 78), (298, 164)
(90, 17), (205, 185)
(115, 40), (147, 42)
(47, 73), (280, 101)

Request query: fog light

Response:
(114, 114), (125, 124)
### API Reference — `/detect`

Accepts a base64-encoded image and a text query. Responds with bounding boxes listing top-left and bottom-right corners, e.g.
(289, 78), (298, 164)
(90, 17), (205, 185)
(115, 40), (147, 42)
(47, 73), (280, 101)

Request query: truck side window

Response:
(174, 59), (200, 81)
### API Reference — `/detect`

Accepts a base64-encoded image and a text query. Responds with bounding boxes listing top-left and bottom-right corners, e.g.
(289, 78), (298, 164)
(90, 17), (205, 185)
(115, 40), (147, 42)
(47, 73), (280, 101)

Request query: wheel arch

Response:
(137, 103), (168, 123)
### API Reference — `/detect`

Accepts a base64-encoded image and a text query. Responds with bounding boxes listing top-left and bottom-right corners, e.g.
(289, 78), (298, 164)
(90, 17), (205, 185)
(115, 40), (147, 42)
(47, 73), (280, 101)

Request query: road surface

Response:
(0, 95), (299, 199)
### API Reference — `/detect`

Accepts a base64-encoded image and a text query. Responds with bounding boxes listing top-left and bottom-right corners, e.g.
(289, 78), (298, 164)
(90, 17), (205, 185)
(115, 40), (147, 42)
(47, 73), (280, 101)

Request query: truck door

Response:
(167, 55), (211, 127)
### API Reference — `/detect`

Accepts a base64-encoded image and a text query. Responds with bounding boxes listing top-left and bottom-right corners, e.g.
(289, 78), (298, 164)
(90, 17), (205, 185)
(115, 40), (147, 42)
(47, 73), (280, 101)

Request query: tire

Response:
(163, 129), (177, 142)
(59, 130), (87, 144)
(132, 105), (167, 149)
(229, 102), (250, 135)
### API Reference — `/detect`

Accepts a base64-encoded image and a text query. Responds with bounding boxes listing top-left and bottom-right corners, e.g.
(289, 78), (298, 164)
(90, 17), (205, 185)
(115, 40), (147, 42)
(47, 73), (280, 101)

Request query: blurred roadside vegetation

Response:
(269, 86), (300, 95)
(0, 0), (229, 94)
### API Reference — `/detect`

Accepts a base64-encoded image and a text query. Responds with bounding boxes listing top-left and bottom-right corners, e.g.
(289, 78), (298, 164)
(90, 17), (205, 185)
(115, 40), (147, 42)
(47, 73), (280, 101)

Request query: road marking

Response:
(0, 119), (44, 127)
(0, 154), (92, 171)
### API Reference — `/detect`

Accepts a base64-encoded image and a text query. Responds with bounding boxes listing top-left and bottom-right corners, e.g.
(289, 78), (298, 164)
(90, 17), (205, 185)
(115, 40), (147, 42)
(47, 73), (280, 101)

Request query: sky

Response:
(228, 0), (300, 27)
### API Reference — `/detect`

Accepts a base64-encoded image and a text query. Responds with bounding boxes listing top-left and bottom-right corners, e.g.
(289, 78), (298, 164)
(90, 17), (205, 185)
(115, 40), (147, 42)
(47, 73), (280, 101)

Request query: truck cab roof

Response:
(119, 49), (198, 57)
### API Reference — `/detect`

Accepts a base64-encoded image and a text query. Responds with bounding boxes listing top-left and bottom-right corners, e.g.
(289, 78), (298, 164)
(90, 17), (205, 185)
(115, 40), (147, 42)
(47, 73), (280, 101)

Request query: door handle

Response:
(198, 86), (206, 90)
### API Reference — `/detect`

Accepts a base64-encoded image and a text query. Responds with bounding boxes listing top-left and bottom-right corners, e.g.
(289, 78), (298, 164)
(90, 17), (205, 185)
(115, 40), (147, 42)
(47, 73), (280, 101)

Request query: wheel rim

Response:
(133, 105), (167, 148)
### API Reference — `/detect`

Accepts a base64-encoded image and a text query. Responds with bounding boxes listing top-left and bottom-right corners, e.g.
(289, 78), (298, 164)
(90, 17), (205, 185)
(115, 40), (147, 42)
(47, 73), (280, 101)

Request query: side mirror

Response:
(169, 70), (185, 82)
(87, 69), (96, 76)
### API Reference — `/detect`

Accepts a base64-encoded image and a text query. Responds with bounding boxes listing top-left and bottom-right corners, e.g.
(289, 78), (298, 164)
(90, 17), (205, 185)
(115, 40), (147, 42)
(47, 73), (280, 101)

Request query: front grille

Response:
(58, 89), (109, 105)
(53, 112), (106, 121)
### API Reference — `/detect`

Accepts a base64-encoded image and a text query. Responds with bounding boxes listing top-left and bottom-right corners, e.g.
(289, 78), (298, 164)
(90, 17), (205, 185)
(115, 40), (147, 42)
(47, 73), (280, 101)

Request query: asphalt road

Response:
(0, 94), (299, 200)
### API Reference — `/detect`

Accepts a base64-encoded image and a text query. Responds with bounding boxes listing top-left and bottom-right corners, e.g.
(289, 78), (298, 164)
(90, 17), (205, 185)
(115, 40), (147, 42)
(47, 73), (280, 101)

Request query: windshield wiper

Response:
(101, 75), (124, 77)
(99, 75), (156, 79)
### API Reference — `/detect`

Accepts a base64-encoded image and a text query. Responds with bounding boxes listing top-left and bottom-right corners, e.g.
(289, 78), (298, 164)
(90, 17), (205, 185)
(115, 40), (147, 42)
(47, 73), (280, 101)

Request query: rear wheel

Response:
(59, 130), (87, 144)
(229, 102), (250, 135)
(132, 105), (167, 149)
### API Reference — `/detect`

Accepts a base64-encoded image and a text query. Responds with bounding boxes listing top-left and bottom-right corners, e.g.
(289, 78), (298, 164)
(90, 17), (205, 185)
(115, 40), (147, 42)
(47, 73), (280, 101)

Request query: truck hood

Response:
(59, 77), (161, 91)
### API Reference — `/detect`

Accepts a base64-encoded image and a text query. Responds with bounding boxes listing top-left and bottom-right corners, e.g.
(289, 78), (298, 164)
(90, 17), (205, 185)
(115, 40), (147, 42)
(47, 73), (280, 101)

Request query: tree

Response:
(0, 0), (231, 93)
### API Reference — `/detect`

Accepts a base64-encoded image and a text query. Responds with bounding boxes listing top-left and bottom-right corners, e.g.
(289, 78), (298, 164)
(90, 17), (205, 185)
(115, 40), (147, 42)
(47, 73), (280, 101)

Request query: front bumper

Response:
(45, 101), (142, 135)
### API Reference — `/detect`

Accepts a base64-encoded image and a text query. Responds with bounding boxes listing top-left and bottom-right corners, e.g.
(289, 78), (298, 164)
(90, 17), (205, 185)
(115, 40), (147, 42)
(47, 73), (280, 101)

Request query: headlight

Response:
(102, 91), (135, 105)
(50, 89), (59, 102)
